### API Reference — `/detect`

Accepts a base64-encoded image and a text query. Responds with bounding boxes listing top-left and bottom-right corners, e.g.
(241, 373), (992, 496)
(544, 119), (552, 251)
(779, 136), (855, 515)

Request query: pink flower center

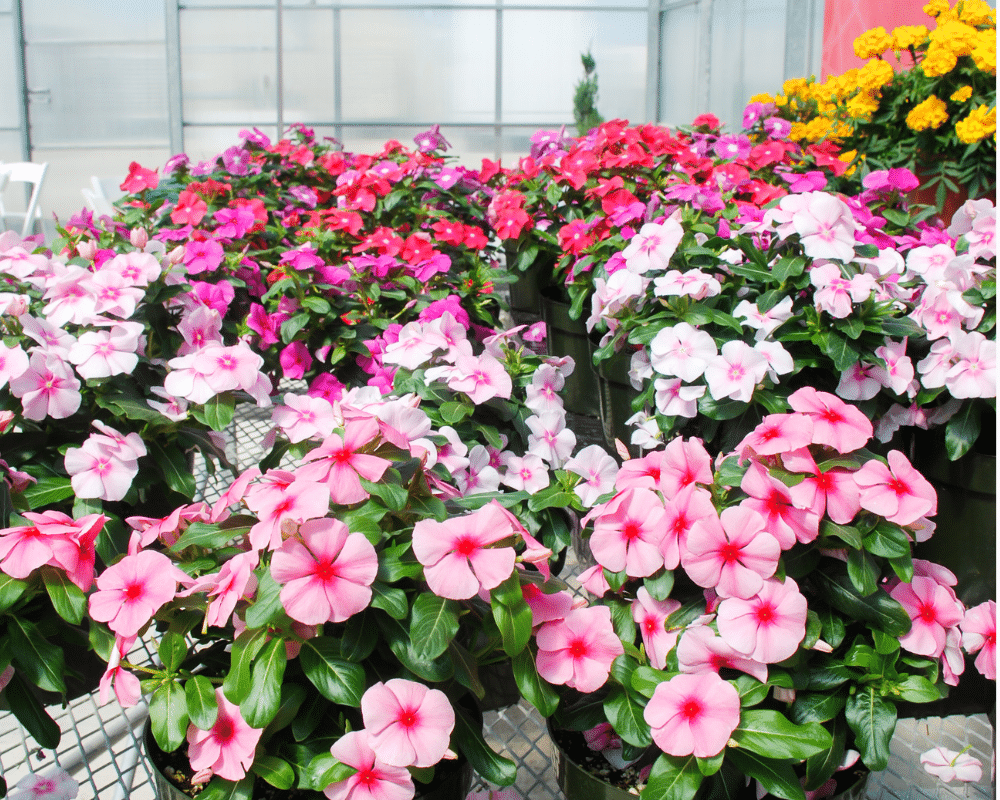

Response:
(398, 709), (419, 728)
(214, 716), (236, 743)
(764, 490), (787, 515)
(357, 767), (378, 787)
(622, 520), (641, 541)
(720, 542), (741, 563)
(814, 472), (833, 491)
(679, 698), (703, 720)
(754, 602), (775, 624)
(887, 476), (910, 497)
(334, 447), (353, 465)
(569, 638), (588, 658)
(314, 560), (339, 582)
(758, 426), (780, 442)
(917, 603), (938, 623)
(644, 617), (659, 634)
(124, 582), (144, 601)
(455, 536), (477, 557)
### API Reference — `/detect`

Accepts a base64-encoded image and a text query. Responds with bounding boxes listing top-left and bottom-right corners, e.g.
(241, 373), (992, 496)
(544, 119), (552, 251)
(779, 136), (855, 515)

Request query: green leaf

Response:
(845, 687), (896, 770)
(194, 776), (254, 800)
(301, 296), (331, 314)
(150, 681), (190, 752)
(944, 401), (980, 460)
(697, 751), (725, 777)
(439, 401), (472, 425)
(370, 581), (409, 620)
(726, 749), (805, 800)
(632, 665), (671, 698)
(604, 685), (652, 748)
(340, 610), (378, 662)
(20, 476), (76, 508)
(409, 594), (460, 661)
(251, 755), (295, 790)
(185, 675), (219, 730)
(300, 638), (365, 706)
(0, 574), (27, 614)
(201, 392), (236, 432)
(846, 549), (879, 596)
(224, 629), (267, 704)
(862, 522), (910, 559)
(771, 256), (807, 284)
(644, 570), (674, 601)
(814, 569), (911, 637)
(303, 753), (355, 791)
(359, 474), (408, 512)
(264, 683), (307, 737)
(280, 311), (311, 343)
(640, 753), (702, 800)
(732, 675), (769, 708)
(527, 490), (576, 513)
(789, 692), (846, 724)
(244, 569), (285, 629)
(9, 617), (65, 694)
(512, 649), (559, 717)
(242, 636), (287, 728)
(820, 331), (857, 372)
(731, 709), (833, 760)
(170, 521), (245, 551)
(5, 672), (60, 749)
(41, 567), (85, 625)
(895, 675), (941, 703)
(158, 631), (188, 673)
(453, 705), (517, 786)
(148, 441), (197, 498)
(805, 717), (846, 790)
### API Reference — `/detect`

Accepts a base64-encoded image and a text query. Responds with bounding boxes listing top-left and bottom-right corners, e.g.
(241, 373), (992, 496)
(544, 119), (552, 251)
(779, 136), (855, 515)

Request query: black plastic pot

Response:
(541, 294), (600, 417)
(507, 261), (543, 316)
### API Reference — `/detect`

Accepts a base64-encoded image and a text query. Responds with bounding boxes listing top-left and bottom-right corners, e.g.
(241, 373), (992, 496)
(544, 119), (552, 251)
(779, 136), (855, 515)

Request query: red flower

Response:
(120, 161), (159, 193)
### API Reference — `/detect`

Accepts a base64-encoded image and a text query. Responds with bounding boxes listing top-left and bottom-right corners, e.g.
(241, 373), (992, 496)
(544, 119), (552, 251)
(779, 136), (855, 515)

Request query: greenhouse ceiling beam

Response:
(12, 0), (30, 162)
(165, 0), (184, 154)
(182, 2), (648, 9)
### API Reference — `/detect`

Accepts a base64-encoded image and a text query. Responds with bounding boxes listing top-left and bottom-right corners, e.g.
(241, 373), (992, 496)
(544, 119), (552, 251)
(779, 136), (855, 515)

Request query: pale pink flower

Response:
(8, 768), (78, 800)
(67, 323), (144, 379)
(176, 306), (224, 355)
(525, 410), (577, 468)
(64, 438), (140, 502)
(787, 387), (873, 453)
(703, 341), (768, 403)
(324, 730), (414, 800)
(89, 550), (190, 637)
(9, 351), (81, 420)
(890, 577), (964, 658)
(361, 679), (455, 768)
(643, 671), (740, 757)
(590, 487), (667, 577)
(961, 600), (996, 680)
(622, 219), (684, 274)
(788, 192), (858, 262)
(733, 296), (794, 341)
(299, 418), (391, 505)
(660, 485), (717, 570)
(676, 624), (768, 682)
(653, 378), (704, 418)
(944, 331), (996, 399)
(740, 462), (820, 548)
(525, 364), (566, 413)
(657, 436), (714, 496)
(853, 450), (936, 526)
(577, 564), (611, 597)
(835, 361), (881, 401)
(0, 342), (28, 388)
(784, 449), (861, 524)
(271, 517), (378, 625)
(906, 244), (956, 280)
(941, 626), (966, 686)
(716, 577), (808, 663)
(736, 413), (813, 459)
(682, 505), (780, 599)
(0, 510), (104, 590)
(244, 470), (331, 551)
(98, 634), (141, 708)
(582, 723), (621, 753)
(272, 393), (336, 443)
(39, 264), (97, 326)
(920, 747), (983, 783)
(101, 251), (161, 286)
(649, 323), (717, 381)
(412, 503), (516, 600)
(652, 268), (721, 300)
(187, 688), (264, 781)
(522, 583), (574, 626)
(90, 270), (143, 318)
(809, 263), (875, 318)
(456, 444), (501, 495)
(754, 340), (794, 382)
(615, 450), (666, 491)
(870, 339), (915, 396)
(632, 587), (681, 669)
(20, 316), (75, 357)
(448, 351), (512, 404)
(382, 320), (442, 370)
(536, 605), (624, 692)
(564, 445), (618, 506)
(500, 452), (550, 494)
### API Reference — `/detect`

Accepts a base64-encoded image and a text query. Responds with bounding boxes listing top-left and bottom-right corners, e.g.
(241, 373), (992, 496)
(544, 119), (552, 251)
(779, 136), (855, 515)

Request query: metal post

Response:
(644, 0), (661, 123)
(164, 0), (184, 154)
(277, 0), (284, 138)
(696, 0), (713, 116)
(12, 0), (30, 163)
(494, 3), (503, 158)
(333, 6), (343, 143)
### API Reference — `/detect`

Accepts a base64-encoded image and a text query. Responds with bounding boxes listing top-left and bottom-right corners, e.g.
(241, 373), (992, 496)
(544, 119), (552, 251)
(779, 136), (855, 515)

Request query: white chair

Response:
(82, 175), (116, 218)
(0, 161), (48, 239)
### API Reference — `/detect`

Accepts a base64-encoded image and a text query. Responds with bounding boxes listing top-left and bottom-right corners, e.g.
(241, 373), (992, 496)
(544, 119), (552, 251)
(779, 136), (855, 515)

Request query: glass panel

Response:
(0, 131), (24, 173)
(709, 0), (785, 128)
(181, 9), (278, 124)
(23, 0), (164, 42)
(282, 9), (335, 123)
(26, 145), (171, 222)
(340, 9), (495, 124)
(502, 11), (647, 127)
(658, 4), (700, 127)
(25, 43), (169, 147)
(182, 125), (280, 165)
(0, 21), (19, 127)
(181, 0), (273, 5)
(332, 124), (497, 166)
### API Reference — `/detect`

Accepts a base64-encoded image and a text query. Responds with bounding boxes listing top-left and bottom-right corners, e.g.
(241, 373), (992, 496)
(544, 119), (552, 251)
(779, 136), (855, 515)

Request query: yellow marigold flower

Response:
(854, 27), (892, 59)
(891, 25), (930, 50)
(750, 93), (774, 104)
(906, 95), (950, 130)
(846, 91), (882, 120)
(950, 85), (973, 102)
(923, 0), (950, 16)
(959, 0), (994, 26)
(774, 94), (789, 108)
(782, 77), (809, 97)
(922, 41), (959, 76)
(789, 121), (809, 141)
(858, 59), (896, 92)
(955, 104), (997, 143)
(972, 31), (996, 73)
(931, 20), (979, 56)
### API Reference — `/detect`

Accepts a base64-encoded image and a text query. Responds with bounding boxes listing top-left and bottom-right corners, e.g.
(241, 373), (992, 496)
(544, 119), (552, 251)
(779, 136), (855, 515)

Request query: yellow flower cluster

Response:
(906, 95), (950, 130)
(858, 59), (896, 92)
(922, 41), (959, 76)
(854, 26), (892, 59)
(923, 0), (951, 16)
(931, 20), (980, 56)
(959, 0), (995, 26)
(891, 25), (930, 51)
(950, 85), (973, 102)
(972, 30), (996, 73)
(955, 104), (997, 142)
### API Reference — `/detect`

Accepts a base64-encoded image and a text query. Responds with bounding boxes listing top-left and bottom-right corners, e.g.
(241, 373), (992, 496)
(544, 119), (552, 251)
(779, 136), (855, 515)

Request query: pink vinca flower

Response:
(659, 484), (717, 570)
(324, 730), (414, 800)
(9, 352), (81, 420)
(920, 747), (983, 784)
(676, 624), (768, 682)
(270, 518), (378, 625)
(187, 688), (264, 781)
(788, 192), (858, 262)
(98, 634), (141, 708)
(787, 387), (873, 453)
(682, 505), (780, 599)
(89, 550), (190, 637)
(716, 577), (808, 663)
(272, 392), (337, 443)
(703, 340), (768, 403)
(736, 413), (814, 460)
(299, 417), (391, 505)
(564, 444), (618, 507)
(411, 503), (516, 600)
(8, 768), (79, 800)
(632, 587), (681, 670)
(853, 450), (936, 526)
(961, 600), (996, 680)
(589, 487), (667, 578)
(656, 436), (713, 496)
(784, 449), (861, 525)
(740, 462), (820, 548)
(536, 605), (624, 692)
(622, 219), (684, 274)
(890, 576), (964, 658)
(643, 671), (740, 758)
(448, 351), (513, 404)
(649, 322), (717, 381)
(361, 679), (456, 768)
(244, 470), (331, 551)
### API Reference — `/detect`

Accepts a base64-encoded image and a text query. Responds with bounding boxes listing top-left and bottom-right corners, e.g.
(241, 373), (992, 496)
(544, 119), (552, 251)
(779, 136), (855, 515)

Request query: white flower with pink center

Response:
(622, 218), (684, 274)
(8, 768), (78, 800)
(649, 322), (717, 381)
(703, 340), (768, 403)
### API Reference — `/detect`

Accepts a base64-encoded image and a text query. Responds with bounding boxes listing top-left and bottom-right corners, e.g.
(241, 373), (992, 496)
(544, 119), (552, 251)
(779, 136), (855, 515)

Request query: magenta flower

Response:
(632, 587), (681, 669)
(853, 450), (936, 526)
(890, 577), (964, 658)
(279, 341), (313, 380)
(716, 577), (808, 663)
(361, 679), (455, 768)
(682, 505), (780, 599)
(411, 503), (516, 600)
(920, 747), (983, 784)
(589, 487), (667, 578)
(324, 730), (414, 800)
(299, 417), (391, 505)
(270, 518), (378, 625)
(187, 688), (263, 781)
(644, 672), (740, 758)
(89, 550), (190, 637)
(961, 600), (996, 680)
(184, 238), (224, 274)
(536, 606), (624, 692)
(787, 387), (874, 453)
